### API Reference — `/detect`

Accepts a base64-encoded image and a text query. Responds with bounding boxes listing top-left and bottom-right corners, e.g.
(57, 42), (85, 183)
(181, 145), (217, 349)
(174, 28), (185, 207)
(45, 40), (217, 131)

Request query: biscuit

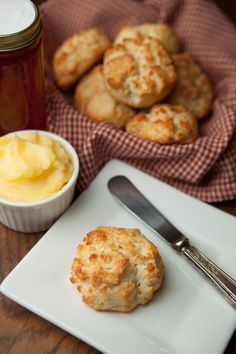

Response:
(114, 23), (181, 54)
(168, 53), (214, 119)
(70, 226), (163, 312)
(126, 104), (198, 144)
(74, 65), (135, 128)
(52, 28), (111, 90)
(103, 36), (176, 108)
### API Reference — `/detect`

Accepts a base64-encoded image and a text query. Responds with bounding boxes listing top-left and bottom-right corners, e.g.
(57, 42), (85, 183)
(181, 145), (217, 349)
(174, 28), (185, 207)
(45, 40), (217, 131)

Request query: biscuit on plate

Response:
(52, 28), (111, 90)
(74, 65), (135, 128)
(103, 36), (176, 108)
(70, 226), (163, 312)
(126, 104), (198, 144)
(168, 53), (214, 119)
(114, 23), (181, 54)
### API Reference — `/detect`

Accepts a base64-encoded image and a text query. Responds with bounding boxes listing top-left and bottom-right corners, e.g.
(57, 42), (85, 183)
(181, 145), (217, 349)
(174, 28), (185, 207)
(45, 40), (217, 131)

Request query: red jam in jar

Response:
(0, 0), (46, 135)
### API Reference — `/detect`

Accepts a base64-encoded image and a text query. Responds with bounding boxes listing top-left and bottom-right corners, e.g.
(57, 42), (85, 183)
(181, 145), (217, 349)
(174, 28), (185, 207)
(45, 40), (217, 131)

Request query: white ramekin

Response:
(0, 130), (79, 233)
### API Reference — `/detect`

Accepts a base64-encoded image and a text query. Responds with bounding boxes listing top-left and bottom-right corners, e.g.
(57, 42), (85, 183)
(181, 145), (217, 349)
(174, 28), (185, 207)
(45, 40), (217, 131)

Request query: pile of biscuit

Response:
(53, 24), (214, 144)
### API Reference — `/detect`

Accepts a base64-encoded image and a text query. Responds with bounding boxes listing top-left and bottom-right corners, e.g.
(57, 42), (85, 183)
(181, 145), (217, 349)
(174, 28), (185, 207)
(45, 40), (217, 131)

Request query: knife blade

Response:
(108, 175), (236, 308)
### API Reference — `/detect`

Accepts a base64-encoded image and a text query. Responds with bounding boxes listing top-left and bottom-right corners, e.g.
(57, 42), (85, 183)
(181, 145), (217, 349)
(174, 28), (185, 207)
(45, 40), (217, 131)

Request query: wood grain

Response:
(1, 1), (235, 353)
(0, 200), (235, 354)
(0, 225), (100, 354)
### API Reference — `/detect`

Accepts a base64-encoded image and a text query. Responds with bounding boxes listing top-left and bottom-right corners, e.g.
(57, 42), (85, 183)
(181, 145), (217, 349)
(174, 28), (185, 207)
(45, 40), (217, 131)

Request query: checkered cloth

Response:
(40, 0), (236, 202)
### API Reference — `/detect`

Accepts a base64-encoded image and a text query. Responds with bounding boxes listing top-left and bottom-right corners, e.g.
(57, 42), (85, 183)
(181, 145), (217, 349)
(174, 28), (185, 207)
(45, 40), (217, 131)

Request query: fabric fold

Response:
(40, 0), (236, 201)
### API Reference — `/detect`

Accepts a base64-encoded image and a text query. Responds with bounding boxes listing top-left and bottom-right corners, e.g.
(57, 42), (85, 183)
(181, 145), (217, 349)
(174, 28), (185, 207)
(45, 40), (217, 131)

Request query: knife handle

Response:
(181, 244), (236, 308)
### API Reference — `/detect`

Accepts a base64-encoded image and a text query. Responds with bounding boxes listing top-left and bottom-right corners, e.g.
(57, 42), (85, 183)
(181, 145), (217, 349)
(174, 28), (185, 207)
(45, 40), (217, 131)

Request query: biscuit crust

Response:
(70, 226), (163, 312)
(74, 65), (135, 128)
(52, 28), (111, 90)
(114, 23), (181, 54)
(103, 36), (176, 108)
(126, 104), (198, 144)
(168, 53), (214, 119)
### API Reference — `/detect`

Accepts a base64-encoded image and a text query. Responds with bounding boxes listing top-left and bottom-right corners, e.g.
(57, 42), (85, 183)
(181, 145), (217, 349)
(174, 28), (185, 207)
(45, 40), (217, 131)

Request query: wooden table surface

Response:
(1, 1), (235, 353)
(0, 200), (235, 354)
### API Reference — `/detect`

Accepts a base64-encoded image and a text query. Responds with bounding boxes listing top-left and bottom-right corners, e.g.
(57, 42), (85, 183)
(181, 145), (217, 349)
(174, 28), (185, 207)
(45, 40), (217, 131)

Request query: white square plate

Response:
(1, 159), (236, 354)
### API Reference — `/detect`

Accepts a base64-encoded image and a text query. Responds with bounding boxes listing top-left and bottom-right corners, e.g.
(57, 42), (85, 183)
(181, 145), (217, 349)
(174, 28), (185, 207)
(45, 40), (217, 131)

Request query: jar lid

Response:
(0, 0), (42, 52)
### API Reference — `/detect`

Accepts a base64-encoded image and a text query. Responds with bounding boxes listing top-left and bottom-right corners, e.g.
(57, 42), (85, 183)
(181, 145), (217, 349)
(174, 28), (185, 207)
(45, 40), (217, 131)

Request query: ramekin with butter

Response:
(0, 130), (79, 233)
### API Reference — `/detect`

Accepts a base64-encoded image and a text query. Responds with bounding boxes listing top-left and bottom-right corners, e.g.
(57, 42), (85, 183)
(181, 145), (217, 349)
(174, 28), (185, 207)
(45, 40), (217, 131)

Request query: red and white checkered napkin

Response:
(40, 0), (236, 202)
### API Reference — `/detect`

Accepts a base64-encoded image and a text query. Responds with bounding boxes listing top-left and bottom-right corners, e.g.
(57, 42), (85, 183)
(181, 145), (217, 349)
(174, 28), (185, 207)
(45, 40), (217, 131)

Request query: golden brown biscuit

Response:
(103, 36), (176, 108)
(126, 104), (198, 144)
(70, 226), (163, 312)
(74, 65), (135, 128)
(114, 23), (181, 54)
(168, 53), (214, 119)
(52, 28), (111, 90)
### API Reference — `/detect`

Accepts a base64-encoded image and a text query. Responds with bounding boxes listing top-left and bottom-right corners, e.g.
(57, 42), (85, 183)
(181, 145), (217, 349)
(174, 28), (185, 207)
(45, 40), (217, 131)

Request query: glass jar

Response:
(0, 0), (46, 135)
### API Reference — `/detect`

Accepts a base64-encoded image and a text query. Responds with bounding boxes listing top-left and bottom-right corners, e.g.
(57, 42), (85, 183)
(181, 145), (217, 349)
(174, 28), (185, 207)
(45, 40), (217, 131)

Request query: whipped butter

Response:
(0, 133), (73, 202)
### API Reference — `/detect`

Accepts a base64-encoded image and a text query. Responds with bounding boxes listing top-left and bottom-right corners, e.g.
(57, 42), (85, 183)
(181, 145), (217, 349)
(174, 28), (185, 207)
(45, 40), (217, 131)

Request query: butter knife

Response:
(108, 175), (236, 308)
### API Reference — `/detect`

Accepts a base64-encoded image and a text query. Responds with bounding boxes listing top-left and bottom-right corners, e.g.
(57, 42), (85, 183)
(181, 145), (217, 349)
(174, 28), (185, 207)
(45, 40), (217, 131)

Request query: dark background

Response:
(213, 0), (236, 24)
(35, 0), (236, 26)
(34, 1), (236, 354)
